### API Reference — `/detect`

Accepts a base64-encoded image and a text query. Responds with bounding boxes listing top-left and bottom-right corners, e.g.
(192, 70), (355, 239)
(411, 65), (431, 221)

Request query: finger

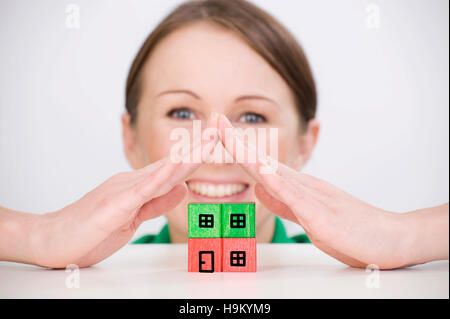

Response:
(136, 112), (219, 178)
(134, 156), (171, 178)
(217, 114), (335, 208)
(217, 114), (328, 193)
(124, 152), (199, 210)
(133, 112), (214, 179)
(201, 112), (221, 163)
(145, 112), (221, 194)
(116, 142), (199, 212)
(123, 112), (222, 209)
(216, 114), (309, 197)
(217, 114), (271, 183)
(217, 114), (298, 182)
(254, 183), (298, 223)
(134, 135), (199, 179)
(135, 184), (187, 225)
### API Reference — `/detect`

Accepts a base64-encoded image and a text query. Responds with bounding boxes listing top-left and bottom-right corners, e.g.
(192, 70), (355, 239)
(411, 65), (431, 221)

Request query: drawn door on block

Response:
(199, 251), (214, 273)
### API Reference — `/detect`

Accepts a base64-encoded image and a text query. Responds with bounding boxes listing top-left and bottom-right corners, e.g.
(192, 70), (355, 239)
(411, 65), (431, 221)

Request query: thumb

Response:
(136, 184), (187, 224)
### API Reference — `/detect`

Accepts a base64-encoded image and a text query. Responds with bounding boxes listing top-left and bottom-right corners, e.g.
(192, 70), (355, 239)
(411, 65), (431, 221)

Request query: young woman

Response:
(0, 0), (448, 269)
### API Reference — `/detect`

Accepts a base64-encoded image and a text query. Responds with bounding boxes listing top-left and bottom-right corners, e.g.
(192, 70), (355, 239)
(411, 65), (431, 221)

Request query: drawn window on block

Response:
(199, 251), (215, 273)
(199, 214), (214, 228)
(230, 251), (246, 267)
(230, 213), (246, 228)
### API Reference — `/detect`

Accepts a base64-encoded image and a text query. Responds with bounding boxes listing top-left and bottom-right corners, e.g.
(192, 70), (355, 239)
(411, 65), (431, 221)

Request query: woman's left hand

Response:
(217, 114), (447, 269)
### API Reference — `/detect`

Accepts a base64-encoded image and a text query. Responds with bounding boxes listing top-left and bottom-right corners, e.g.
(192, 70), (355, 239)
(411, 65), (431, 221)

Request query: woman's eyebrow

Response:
(156, 89), (201, 99)
(234, 95), (278, 106)
(156, 89), (278, 106)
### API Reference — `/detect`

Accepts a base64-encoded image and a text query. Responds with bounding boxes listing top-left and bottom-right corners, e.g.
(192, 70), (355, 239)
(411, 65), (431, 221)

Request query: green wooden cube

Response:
(188, 203), (222, 238)
(221, 203), (255, 238)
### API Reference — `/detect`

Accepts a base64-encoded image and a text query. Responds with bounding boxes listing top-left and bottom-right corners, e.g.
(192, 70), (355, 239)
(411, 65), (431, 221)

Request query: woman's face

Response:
(122, 21), (319, 242)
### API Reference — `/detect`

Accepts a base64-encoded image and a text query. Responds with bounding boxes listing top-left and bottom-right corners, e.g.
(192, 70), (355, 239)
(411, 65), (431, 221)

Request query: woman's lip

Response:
(186, 179), (249, 185)
(185, 179), (250, 201)
(187, 185), (250, 203)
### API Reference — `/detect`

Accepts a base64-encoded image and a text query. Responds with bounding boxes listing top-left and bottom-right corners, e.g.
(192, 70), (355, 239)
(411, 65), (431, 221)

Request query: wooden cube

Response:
(188, 203), (222, 238)
(188, 238), (223, 273)
(222, 238), (256, 272)
(187, 202), (257, 273)
(221, 203), (255, 238)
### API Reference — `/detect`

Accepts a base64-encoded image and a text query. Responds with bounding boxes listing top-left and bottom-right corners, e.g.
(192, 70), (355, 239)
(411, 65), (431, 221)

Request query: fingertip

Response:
(217, 114), (234, 148)
(206, 113), (221, 138)
(208, 112), (221, 125)
(218, 113), (232, 129)
(217, 113), (230, 134)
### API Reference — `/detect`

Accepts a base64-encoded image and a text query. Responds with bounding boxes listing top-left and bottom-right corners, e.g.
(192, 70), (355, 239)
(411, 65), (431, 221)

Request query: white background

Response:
(0, 0), (448, 240)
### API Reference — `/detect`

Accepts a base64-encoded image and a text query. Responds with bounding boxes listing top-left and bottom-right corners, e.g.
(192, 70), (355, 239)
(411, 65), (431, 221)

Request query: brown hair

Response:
(126, 0), (317, 128)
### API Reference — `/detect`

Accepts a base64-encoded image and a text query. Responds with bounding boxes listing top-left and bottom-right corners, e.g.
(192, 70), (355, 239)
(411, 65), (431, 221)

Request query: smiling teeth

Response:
(187, 182), (247, 198)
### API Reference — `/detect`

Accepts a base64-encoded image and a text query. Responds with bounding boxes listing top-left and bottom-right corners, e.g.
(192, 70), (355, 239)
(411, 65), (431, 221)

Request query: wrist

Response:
(0, 208), (41, 265)
(394, 212), (419, 267)
(398, 205), (449, 266)
(28, 210), (67, 268)
(376, 210), (415, 269)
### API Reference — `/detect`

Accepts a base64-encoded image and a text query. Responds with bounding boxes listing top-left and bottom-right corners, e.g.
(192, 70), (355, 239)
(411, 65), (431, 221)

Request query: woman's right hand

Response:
(13, 114), (220, 269)
(27, 152), (199, 268)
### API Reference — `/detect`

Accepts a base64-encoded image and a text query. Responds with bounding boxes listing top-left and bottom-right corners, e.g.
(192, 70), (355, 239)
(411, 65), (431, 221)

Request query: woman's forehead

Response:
(140, 22), (293, 104)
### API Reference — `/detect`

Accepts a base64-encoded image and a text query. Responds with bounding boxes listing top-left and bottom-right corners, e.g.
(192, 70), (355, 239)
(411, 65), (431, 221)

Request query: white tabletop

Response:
(0, 244), (448, 299)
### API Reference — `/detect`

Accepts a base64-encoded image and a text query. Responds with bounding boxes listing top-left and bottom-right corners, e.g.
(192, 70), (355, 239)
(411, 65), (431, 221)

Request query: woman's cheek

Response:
(277, 128), (302, 168)
(277, 137), (290, 163)
(262, 126), (290, 164)
(141, 122), (184, 162)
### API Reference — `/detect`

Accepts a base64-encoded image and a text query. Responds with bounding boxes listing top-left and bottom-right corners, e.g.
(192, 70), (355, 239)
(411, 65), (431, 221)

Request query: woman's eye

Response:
(238, 112), (267, 123)
(167, 108), (196, 120)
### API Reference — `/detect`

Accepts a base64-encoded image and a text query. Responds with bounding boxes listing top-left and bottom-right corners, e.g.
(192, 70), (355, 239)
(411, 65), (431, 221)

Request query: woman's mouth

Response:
(186, 180), (249, 201)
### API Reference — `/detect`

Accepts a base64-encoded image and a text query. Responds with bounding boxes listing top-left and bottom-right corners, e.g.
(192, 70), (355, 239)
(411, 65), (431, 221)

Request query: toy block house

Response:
(188, 203), (256, 272)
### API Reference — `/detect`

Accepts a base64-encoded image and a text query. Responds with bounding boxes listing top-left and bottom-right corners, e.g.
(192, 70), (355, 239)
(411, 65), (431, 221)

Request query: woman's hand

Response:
(0, 114), (221, 269)
(217, 114), (449, 269)
(27, 145), (200, 268)
(29, 155), (198, 269)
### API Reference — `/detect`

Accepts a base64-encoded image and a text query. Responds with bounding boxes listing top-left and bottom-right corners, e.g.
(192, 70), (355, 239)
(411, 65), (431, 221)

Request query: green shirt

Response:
(132, 217), (310, 244)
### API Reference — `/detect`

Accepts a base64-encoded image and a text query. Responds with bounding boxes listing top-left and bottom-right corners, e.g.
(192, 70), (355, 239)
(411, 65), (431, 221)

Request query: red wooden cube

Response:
(188, 238), (223, 273)
(222, 238), (256, 272)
